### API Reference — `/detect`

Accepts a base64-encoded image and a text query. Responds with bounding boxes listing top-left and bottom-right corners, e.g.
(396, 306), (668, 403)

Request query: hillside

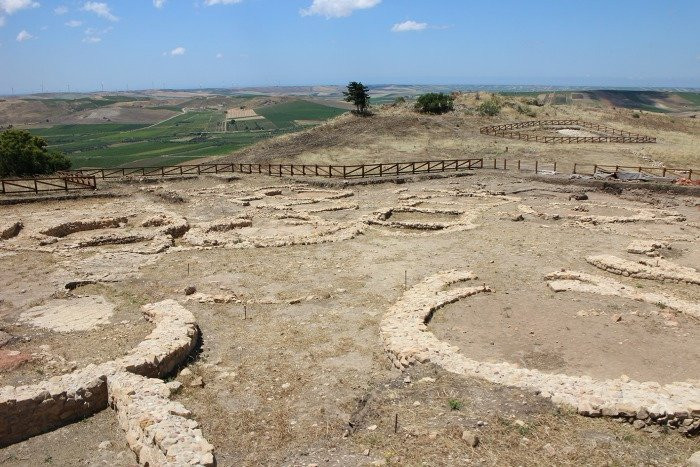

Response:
(216, 92), (700, 170)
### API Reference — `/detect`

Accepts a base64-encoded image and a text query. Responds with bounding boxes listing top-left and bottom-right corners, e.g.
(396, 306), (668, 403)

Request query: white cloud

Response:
(0, 16), (5, 26)
(54, 5), (67, 15)
(170, 46), (185, 56)
(16, 29), (33, 41)
(216, 52), (223, 59)
(82, 2), (118, 21)
(65, 19), (82, 27)
(301, 0), (380, 18)
(204, 0), (242, 5)
(83, 35), (101, 43)
(391, 20), (427, 32)
(0, 0), (39, 15)
(153, 0), (165, 8)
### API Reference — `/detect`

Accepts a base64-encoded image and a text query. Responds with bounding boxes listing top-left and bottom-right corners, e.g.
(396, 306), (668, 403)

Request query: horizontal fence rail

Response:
(64, 159), (485, 180)
(0, 174), (97, 194)
(3, 156), (696, 196)
(485, 158), (694, 180)
(480, 120), (657, 143)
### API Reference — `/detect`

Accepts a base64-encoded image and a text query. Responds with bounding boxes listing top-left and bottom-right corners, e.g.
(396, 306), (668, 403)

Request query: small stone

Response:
(511, 214), (524, 222)
(418, 377), (436, 383)
(514, 419), (526, 427)
(477, 420), (486, 427)
(367, 425), (377, 431)
(281, 383), (290, 389)
(189, 376), (204, 388)
(98, 441), (111, 450)
(413, 401), (421, 407)
(542, 443), (556, 457)
(363, 449), (370, 456)
(633, 420), (646, 429)
(636, 408), (649, 420)
(289, 298), (302, 305)
(612, 314), (622, 323)
(688, 451), (700, 467)
(179, 368), (193, 377)
(166, 381), (183, 394)
(461, 430), (479, 447)
(403, 375), (411, 384)
(184, 286), (197, 296)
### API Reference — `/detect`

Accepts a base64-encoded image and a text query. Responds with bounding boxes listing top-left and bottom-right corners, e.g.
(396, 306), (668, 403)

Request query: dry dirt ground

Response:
(0, 172), (699, 466)
(214, 93), (700, 171)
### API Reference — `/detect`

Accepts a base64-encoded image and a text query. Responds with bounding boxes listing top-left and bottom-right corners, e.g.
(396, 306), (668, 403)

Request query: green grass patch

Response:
(256, 100), (346, 128)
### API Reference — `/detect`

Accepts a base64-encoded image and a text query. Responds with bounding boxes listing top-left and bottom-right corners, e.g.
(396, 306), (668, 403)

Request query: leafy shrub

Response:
(477, 97), (502, 116)
(632, 112), (640, 118)
(392, 96), (407, 106)
(517, 104), (537, 118)
(0, 129), (71, 177)
(414, 93), (454, 114)
(448, 399), (463, 411)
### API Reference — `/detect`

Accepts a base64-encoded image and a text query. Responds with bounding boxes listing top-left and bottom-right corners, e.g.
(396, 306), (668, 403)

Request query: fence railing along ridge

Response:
(480, 119), (656, 143)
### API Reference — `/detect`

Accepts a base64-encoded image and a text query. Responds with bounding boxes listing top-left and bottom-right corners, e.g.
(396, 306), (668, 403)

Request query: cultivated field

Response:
(0, 170), (698, 465)
(0, 94), (348, 168)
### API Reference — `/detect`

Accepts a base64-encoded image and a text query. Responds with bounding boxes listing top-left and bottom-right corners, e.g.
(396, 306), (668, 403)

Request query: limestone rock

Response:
(461, 430), (479, 447)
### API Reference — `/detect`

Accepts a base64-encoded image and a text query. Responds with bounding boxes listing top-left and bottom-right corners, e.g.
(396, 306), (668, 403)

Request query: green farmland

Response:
(29, 100), (347, 168)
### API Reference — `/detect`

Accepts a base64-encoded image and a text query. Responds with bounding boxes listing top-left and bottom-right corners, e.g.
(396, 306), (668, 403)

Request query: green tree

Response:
(414, 93), (454, 114)
(0, 129), (71, 177)
(343, 81), (371, 114)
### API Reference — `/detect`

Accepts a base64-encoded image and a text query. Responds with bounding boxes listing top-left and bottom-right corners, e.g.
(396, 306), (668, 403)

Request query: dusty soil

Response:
(0, 172), (698, 465)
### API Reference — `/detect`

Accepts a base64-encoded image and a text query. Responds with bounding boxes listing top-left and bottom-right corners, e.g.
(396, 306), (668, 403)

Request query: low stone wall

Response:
(587, 255), (700, 285)
(109, 372), (214, 466)
(0, 300), (211, 463)
(547, 270), (700, 319)
(0, 366), (109, 447)
(381, 270), (700, 434)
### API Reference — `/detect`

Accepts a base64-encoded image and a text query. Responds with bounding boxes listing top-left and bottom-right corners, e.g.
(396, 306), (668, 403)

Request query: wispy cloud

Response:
(153, 0), (165, 8)
(16, 29), (34, 41)
(169, 46), (186, 56)
(83, 25), (111, 43)
(82, 2), (118, 21)
(54, 5), (68, 15)
(0, 16), (5, 27)
(391, 20), (427, 32)
(0, 0), (39, 15)
(65, 19), (82, 27)
(301, 0), (380, 18)
(204, 0), (242, 5)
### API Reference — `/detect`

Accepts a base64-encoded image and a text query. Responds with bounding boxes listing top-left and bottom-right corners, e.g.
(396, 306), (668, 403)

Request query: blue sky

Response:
(1, 0), (699, 93)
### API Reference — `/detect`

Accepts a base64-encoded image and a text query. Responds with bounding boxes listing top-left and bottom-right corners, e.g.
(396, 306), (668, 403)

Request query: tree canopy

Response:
(414, 93), (454, 114)
(343, 81), (371, 114)
(0, 129), (71, 177)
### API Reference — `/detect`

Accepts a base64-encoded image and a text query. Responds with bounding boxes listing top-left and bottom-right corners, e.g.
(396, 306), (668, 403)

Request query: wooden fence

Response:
(0, 174), (97, 194)
(480, 119), (656, 143)
(64, 159), (485, 180)
(485, 158), (694, 180)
